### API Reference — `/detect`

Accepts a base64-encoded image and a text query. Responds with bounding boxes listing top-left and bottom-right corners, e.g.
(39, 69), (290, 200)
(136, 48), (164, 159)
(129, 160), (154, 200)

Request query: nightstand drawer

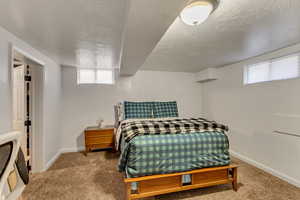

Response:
(85, 129), (113, 137)
(86, 136), (113, 144)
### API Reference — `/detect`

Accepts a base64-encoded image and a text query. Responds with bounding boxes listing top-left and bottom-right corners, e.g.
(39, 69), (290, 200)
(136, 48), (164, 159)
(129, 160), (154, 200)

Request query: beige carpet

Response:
(21, 151), (300, 200)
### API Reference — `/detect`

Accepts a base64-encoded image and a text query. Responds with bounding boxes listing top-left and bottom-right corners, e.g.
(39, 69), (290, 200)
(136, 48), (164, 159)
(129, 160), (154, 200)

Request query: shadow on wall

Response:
(76, 131), (85, 151)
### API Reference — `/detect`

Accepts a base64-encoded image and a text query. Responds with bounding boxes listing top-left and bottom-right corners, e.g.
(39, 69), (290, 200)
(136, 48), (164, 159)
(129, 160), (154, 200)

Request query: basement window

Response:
(244, 54), (300, 84)
(77, 69), (114, 85)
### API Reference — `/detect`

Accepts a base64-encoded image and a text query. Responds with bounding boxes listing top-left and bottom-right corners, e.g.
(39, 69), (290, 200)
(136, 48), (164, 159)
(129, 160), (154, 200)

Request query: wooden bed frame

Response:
(124, 164), (238, 200)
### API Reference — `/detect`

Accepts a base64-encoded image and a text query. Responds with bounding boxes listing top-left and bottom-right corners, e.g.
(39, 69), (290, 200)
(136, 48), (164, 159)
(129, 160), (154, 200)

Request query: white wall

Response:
(0, 26), (62, 171)
(61, 67), (202, 151)
(202, 43), (300, 187)
(0, 33), (12, 133)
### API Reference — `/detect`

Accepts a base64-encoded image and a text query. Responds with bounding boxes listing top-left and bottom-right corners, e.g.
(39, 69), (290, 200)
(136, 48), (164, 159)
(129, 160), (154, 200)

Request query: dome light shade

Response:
(180, 1), (215, 26)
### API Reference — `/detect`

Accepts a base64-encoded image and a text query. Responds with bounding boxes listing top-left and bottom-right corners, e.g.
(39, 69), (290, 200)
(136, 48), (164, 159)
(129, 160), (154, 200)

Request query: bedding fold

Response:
(119, 117), (228, 144)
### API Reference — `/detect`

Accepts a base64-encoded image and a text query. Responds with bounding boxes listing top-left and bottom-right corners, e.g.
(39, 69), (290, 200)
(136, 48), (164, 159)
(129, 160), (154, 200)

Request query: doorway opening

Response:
(11, 48), (44, 172)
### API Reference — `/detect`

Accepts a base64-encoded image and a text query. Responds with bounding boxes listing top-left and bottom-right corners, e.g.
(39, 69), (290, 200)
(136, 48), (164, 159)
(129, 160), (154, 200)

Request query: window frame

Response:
(77, 68), (115, 85)
(244, 53), (300, 85)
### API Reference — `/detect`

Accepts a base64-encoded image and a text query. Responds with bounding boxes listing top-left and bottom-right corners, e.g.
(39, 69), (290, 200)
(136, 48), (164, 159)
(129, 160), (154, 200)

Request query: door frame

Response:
(10, 44), (45, 173)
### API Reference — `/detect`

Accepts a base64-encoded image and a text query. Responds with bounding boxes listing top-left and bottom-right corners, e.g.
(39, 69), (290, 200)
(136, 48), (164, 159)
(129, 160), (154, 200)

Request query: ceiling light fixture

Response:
(180, 0), (218, 26)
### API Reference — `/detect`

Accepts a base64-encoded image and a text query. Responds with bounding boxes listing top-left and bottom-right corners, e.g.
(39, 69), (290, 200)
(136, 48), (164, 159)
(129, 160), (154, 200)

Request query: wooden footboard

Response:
(124, 164), (238, 200)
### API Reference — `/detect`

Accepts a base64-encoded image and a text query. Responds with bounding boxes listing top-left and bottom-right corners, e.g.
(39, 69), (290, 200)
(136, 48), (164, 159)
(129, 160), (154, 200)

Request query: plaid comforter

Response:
(117, 118), (230, 178)
(120, 117), (228, 143)
(118, 132), (230, 178)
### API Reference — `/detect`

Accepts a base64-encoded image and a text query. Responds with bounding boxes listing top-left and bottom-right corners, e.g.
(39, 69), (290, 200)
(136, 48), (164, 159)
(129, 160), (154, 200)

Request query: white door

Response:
(12, 64), (30, 163)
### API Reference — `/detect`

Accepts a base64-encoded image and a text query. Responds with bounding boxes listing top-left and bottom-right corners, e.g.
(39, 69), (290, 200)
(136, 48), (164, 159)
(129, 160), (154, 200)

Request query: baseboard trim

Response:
(60, 146), (85, 153)
(44, 147), (85, 171)
(230, 150), (300, 188)
(44, 150), (62, 171)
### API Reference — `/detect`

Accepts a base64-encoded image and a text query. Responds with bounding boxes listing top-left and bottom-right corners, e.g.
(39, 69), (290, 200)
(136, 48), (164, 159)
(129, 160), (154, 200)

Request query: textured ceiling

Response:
(0, 0), (127, 68)
(0, 0), (187, 75)
(120, 0), (187, 75)
(142, 0), (300, 72)
(1, 0), (300, 74)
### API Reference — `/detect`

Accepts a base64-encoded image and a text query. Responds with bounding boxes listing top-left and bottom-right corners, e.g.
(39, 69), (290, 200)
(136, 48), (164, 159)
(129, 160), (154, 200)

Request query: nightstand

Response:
(84, 126), (115, 155)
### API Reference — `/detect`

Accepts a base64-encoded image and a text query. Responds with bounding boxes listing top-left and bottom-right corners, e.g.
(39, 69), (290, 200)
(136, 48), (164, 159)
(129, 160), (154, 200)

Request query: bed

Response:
(115, 101), (238, 200)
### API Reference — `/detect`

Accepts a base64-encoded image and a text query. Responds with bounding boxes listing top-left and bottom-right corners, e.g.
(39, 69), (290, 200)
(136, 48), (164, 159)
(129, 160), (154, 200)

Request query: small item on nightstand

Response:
(84, 126), (115, 156)
(97, 119), (104, 128)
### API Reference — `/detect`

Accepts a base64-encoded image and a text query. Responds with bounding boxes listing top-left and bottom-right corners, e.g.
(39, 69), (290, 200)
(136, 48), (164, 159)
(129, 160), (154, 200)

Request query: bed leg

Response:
(232, 167), (238, 191)
(125, 182), (132, 200)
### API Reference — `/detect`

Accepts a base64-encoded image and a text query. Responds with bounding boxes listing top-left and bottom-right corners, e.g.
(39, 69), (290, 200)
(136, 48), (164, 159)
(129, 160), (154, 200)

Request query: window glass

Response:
(77, 69), (114, 85)
(78, 69), (95, 84)
(96, 69), (114, 84)
(270, 55), (299, 80)
(246, 62), (270, 84)
(244, 54), (299, 84)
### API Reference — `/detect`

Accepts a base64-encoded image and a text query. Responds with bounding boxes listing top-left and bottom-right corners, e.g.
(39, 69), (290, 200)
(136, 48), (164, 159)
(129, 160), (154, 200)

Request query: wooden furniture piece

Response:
(84, 126), (114, 154)
(124, 164), (238, 200)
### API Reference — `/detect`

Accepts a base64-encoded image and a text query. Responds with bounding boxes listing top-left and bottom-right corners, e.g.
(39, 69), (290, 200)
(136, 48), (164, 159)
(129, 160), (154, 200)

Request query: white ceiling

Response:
(142, 0), (300, 72)
(120, 0), (187, 75)
(1, 0), (300, 75)
(0, 0), (127, 68)
(0, 0), (186, 75)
